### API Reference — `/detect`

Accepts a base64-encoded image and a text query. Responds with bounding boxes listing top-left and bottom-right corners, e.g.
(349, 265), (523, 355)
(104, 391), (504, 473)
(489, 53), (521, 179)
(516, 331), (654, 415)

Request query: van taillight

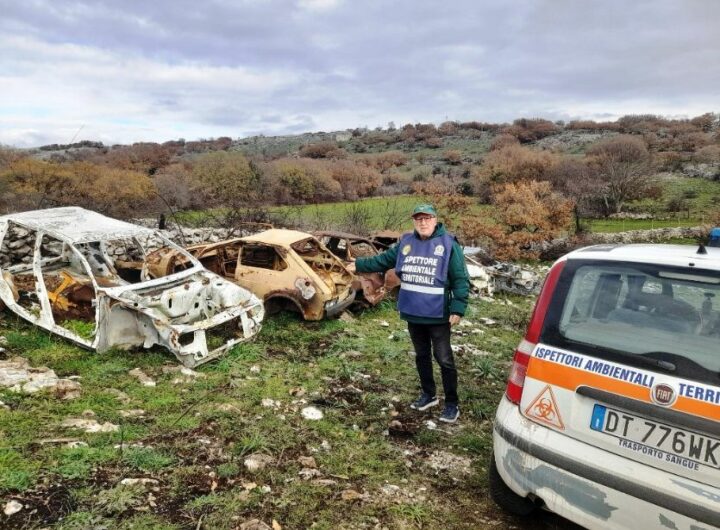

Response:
(505, 260), (566, 404)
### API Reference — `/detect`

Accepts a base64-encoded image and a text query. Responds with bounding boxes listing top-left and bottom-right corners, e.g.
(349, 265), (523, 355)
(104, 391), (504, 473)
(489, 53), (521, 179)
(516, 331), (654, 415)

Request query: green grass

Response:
(0, 292), (559, 528)
(587, 217), (702, 233)
(175, 175), (719, 240)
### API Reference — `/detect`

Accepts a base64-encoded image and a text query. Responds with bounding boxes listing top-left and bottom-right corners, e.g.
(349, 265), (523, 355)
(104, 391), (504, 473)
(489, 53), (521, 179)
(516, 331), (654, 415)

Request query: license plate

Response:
(590, 404), (720, 471)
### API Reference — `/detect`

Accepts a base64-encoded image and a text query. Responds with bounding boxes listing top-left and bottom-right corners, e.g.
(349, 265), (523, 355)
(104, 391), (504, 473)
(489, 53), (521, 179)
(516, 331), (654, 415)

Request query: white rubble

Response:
(0, 357), (81, 399)
(301, 406), (323, 420)
(129, 368), (156, 387)
(61, 418), (119, 433)
(3, 500), (23, 516)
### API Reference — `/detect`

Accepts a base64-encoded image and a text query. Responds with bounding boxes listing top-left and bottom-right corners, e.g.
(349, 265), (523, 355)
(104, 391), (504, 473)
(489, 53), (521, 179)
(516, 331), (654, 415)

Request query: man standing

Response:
(348, 204), (470, 423)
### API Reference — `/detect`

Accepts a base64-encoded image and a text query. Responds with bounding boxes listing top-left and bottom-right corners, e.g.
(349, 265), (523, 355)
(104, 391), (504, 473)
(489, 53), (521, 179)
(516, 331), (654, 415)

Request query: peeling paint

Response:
(659, 513), (679, 530)
(502, 447), (617, 520)
(671, 479), (720, 505)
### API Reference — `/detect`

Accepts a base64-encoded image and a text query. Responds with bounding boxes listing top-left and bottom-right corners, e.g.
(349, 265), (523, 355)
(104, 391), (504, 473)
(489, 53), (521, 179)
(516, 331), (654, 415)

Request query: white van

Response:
(489, 244), (719, 530)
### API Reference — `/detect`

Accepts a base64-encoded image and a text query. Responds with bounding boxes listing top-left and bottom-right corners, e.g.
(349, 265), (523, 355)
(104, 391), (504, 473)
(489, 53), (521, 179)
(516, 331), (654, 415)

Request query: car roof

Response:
(565, 244), (720, 272)
(241, 229), (315, 246)
(0, 207), (155, 244)
(313, 230), (375, 242)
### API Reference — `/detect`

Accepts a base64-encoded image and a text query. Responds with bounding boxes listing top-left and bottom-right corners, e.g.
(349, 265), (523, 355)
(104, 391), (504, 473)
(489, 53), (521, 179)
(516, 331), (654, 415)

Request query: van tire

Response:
(488, 456), (536, 516)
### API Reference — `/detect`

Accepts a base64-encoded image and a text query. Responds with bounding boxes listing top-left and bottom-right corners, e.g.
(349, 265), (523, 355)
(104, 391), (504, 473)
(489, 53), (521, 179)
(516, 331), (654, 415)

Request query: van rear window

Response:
(542, 260), (720, 385)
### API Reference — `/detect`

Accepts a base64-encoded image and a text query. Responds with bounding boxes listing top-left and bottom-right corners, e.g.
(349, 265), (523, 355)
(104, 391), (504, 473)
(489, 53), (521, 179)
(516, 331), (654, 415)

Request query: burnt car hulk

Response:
(313, 230), (400, 306)
(144, 229), (356, 321)
(0, 207), (264, 367)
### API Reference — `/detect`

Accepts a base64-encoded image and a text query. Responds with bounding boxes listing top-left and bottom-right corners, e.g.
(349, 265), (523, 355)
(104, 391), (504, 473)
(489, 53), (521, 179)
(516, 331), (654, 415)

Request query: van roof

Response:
(565, 244), (720, 272)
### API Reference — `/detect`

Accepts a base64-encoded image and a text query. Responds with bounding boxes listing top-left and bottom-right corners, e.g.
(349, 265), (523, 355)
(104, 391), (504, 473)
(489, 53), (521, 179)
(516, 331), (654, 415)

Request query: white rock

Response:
(119, 409), (145, 418)
(261, 398), (281, 409)
(0, 357), (81, 398)
(61, 418), (119, 433)
(301, 406), (323, 420)
(120, 478), (159, 486)
(298, 468), (322, 480)
(424, 420), (437, 430)
(244, 453), (274, 473)
(3, 500), (22, 516)
(249, 365), (261, 373)
(129, 368), (156, 387)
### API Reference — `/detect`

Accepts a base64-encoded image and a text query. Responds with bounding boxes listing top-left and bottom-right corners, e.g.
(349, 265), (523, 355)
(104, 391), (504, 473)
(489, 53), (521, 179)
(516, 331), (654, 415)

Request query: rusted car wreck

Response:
(313, 231), (399, 306)
(0, 207), (264, 367)
(145, 229), (356, 321)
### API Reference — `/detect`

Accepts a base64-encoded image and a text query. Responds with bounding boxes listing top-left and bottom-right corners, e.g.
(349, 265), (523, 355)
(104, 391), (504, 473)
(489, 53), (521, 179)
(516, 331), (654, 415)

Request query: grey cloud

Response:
(0, 0), (718, 146)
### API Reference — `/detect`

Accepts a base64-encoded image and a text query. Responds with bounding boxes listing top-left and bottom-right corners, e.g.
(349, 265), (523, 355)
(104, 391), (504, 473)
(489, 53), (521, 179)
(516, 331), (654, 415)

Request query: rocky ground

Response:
(0, 290), (586, 529)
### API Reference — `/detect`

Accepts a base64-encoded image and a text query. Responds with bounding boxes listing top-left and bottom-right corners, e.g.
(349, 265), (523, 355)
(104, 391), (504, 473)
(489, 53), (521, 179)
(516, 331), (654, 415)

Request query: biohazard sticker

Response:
(433, 244), (445, 256)
(524, 385), (565, 430)
(402, 244), (412, 255)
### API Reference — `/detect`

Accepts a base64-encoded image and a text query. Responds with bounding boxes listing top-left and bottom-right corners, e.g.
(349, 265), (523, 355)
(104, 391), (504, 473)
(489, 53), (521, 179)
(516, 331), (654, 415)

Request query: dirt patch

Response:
(2, 482), (77, 529)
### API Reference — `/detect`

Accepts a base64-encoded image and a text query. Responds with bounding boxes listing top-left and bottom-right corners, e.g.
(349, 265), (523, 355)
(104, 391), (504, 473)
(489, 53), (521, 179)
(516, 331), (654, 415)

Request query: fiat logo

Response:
(651, 383), (677, 407)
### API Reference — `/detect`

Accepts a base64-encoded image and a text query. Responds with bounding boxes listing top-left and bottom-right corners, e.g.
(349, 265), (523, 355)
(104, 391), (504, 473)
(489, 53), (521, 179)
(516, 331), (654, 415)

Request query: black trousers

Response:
(407, 322), (458, 405)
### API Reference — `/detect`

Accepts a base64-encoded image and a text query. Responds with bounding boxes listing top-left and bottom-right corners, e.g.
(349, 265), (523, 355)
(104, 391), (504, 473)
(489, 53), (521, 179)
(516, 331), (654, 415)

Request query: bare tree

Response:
(586, 135), (655, 215)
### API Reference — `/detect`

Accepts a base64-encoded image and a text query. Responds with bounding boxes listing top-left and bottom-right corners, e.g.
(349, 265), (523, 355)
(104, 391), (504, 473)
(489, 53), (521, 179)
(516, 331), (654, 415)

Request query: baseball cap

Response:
(411, 204), (437, 218)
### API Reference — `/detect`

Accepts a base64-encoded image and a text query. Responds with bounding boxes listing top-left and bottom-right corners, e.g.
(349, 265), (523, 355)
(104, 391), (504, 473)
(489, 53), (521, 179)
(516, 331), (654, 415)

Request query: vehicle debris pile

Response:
(464, 253), (545, 297)
(314, 231), (400, 307)
(141, 229), (356, 321)
(0, 207), (265, 367)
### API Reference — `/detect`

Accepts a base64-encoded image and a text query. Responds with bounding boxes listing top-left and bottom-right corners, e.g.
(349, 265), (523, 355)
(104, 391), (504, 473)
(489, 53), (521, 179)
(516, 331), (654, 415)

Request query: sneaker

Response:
(410, 393), (439, 411)
(439, 404), (460, 423)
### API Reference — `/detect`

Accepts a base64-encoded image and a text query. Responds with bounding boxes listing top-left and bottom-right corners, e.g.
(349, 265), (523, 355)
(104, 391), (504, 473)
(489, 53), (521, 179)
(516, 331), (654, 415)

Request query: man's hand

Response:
(346, 262), (356, 273)
(449, 314), (461, 326)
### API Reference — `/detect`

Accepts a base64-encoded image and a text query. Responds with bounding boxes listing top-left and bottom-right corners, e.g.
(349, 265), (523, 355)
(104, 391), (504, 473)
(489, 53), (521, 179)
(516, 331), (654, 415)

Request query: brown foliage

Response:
(299, 142), (346, 159)
(100, 143), (172, 175)
(586, 135), (655, 214)
(566, 120), (620, 132)
(489, 134), (520, 151)
(327, 160), (382, 200)
(153, 163), (198, 210)
(424, 137), (444, 148)
(462, 181), (574, 260)
(265, 159), (342, 204)
(690, 113), (717, 132)
(191, 151), (261, 208)
(443, 149), (463, 165)
(501, 118), (560, 143)
(0, 158), (155, 218)
(0, 147), (25, 171)
(472, 145), (559, 200)
(438, 121), (459, 136)
(360, 151), (408, 172)
(694, 145), (720, 164)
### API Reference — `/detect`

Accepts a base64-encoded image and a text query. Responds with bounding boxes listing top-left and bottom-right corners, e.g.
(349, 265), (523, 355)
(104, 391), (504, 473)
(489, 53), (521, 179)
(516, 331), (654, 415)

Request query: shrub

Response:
(327, 160), (382, 200)
(299, 142), (342, 159)
(461, 180), (574, 260)
(586, 135), (655, 214)
(265, 159), (342, 204)
(472, 144), (559, 198)
(489, 134), (520, 151)
(442, 149), (463, 165)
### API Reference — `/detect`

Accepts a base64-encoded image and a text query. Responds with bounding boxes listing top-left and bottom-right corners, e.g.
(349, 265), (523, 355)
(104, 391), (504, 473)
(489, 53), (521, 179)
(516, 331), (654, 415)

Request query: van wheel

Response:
(488, 456), (536, 516)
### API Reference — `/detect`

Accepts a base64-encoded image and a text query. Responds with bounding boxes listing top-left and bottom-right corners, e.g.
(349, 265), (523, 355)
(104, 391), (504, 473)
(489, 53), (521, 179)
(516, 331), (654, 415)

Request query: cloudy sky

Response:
(1, 0), (719, 147)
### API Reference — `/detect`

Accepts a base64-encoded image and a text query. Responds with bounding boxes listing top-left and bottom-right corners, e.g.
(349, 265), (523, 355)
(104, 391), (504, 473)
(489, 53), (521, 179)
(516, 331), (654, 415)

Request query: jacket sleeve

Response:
(448, 241), (470, 316)
(355, 244), (399, 274)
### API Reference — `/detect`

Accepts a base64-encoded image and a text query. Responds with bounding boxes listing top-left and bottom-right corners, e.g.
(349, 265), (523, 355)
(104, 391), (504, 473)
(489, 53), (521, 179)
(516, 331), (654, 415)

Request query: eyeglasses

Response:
(413, 216), (435, 223)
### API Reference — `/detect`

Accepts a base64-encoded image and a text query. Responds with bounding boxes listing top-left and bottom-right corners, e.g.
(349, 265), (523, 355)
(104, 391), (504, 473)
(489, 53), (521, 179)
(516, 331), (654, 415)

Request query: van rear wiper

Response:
(637, 352), (677, 372)
(561, 338), (677, 373)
